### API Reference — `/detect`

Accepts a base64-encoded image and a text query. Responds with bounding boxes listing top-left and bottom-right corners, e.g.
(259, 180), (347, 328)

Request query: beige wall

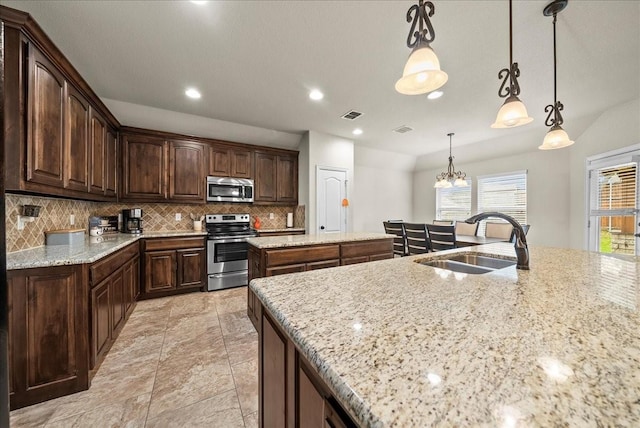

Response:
(569, 98), (640, 249)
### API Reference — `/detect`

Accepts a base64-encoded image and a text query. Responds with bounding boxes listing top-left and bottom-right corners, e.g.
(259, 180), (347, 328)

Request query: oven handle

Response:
(209, 237), (252, 244)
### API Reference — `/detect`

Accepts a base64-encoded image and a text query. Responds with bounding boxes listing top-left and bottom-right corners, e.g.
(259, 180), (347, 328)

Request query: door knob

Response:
(320, 226), (325, 230)
(635, 233), (640, 238)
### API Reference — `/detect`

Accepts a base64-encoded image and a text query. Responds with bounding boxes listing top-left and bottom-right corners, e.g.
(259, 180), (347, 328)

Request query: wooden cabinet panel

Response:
(90, 241), (139, 285)
(176, 247), (205, 289)
(298, 364), (325, 428)
(89, 108), (106, 194)
(277, 155), (297, 203)
(341, 256), (368, 266)
(144, 237), (205, 252)
(209, 146), (231, 176)
(169, 140), (205, 201)
(231, 149), (253, 178)
(266, 263), (306, 277)
(369, 253), (394, 262)
(90, 278), (111, 369)
(105, 128), (117, 197)
(306, 259), (340, 270)
(123, 257), (139, 316)
(262, 314), (287, 428)
(110, 270), (125, 335)
(8, 265), (88, 410)
(26, 46), (65, 187)
(341, 240), (393, 258)
(145, 250), (176, 293)
(64, 84), (89, 191)
(255, 152), (277, 202)
(265, 245), (340, 267)
(122, 134), (167, 200)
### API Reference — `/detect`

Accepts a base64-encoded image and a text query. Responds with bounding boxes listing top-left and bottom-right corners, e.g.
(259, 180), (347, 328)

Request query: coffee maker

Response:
(121, 209), (143, 234)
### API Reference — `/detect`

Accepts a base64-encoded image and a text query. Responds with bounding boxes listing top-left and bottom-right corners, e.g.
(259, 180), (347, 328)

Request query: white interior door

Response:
(317, 167), (347, 233)
(587, 147), (640, 255)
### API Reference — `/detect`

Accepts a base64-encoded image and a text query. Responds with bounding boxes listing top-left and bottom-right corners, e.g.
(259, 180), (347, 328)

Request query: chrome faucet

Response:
(465, 212), (529, 270)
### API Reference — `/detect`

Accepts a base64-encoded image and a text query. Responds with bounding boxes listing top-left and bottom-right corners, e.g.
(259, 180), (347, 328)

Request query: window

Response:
(477, 171), (527, 235)
(436, 181), (472, 222)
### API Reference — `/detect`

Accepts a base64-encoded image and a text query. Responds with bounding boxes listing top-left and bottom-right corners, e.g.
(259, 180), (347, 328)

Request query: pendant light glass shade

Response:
(491, 95), (534, 128)
(539, 125), (574, 150)
(396, 45), (448, 95)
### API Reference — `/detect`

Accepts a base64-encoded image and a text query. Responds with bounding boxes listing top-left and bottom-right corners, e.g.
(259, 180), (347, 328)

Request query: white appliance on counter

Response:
(205, 213), (257, 291)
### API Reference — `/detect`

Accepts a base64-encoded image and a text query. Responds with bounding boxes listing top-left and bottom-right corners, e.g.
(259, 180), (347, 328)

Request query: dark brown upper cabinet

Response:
(89, 108), (106, 195)
(64, 83), (89, 192)
(121, 132), (168, 201)
(105, 128), (118, 197)
(254, 150), (298, 205)
(169, 140), (206, 202)
(208, 145), (253, 179)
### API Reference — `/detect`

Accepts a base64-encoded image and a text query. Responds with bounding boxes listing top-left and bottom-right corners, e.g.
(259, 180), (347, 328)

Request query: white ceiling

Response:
(4, 0), (639, 158)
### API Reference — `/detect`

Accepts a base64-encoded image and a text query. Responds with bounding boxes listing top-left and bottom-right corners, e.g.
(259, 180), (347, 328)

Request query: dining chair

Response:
(425, 224), (457, 251)
(383, 221), (408, 257)
(455, 221), (479, 236)
(485, 222), (513, 240)
(403, 223), (431, 255)
(432, 220), (453, 225)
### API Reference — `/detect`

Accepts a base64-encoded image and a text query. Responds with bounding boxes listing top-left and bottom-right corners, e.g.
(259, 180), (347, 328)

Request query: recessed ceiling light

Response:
(352, 128), (363, 135)
(185, 88), (201, 99)
(309, 89), (324, 101)
(427, 90), (444, 100)
(190, 1), (207, 5)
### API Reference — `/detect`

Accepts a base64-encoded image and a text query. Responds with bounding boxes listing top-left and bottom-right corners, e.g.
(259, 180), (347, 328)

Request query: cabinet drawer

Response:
(266, 263), (306, 276)
(144, 237), (205, 251)
(341, 256), (368, 266)
(307, 259), (340, 270)
(265, 245), (340, 267)
(90, 242), (139, 286)
(340, 239), (392, 258)
(370, 253), (394, 262)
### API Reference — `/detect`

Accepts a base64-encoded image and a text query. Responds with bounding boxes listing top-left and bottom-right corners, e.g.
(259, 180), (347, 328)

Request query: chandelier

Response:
(434, 133), (468, 188)
(539, 0), (574, 150)
(395, 0), (448, 95)
(491, 0), (533, 128)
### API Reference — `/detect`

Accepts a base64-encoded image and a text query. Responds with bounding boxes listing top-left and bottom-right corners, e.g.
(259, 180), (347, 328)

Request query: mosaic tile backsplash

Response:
(5, 194), (305, 253)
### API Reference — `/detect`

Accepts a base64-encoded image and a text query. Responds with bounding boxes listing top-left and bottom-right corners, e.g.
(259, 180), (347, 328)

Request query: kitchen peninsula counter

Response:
(247, 231), (393, 249)
(7, 230), (207, 270)
(250, 243), (640, 426)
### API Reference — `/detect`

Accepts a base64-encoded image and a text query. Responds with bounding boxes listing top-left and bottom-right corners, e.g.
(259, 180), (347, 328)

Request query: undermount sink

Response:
(417, 254), (516, 275)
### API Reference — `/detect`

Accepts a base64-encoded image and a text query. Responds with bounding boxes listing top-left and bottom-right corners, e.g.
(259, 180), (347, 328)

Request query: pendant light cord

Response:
(509, 0), (513, 66)
(553, 13), (558, 108)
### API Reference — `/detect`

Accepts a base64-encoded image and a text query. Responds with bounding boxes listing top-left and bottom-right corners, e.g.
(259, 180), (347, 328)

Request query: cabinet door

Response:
(169, 140), (205, 201)
(145, 250), (176, 293)
(89, 108), (106, 194)
(277, 155), (298, 203)
(254, 152), (277, 202)
(63, 84), (89, 191)
(231, 149), (253, 178)
(8, 265), (88, 409)
(176, 247), (205, 289)
(122, 134), (167, 200)
(123, 257), (138, 316)
(209, 146), (230, 177)
(261, 314), (288, 428)
(110, 269), (125, 335)
(26, 46), (65, 188)
(298, 363), (325, 428)
(90, 278), (111, 369)
(105, 128), (118, 197)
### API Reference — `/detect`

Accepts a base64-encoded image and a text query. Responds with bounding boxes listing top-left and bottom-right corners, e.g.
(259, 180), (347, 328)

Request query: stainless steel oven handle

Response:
(209, 237), (252, 244)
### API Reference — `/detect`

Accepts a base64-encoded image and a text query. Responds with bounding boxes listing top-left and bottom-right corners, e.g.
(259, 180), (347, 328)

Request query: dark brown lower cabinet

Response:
(259, 309), (356, 428)
(141, 237), (206, 299)
(7, 264), (88, 410)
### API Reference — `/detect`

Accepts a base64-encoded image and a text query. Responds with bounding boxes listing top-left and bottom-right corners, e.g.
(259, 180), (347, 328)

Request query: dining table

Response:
(456, 234), (510, 247)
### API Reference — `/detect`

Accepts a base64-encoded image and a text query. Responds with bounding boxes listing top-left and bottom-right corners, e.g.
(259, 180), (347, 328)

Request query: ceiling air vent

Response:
(341, 110), (363, 120)
(393, 125), (413, 134)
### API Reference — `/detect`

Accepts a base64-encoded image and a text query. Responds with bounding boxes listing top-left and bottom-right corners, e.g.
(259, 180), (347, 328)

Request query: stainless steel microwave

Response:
(206, 176), (254, 203)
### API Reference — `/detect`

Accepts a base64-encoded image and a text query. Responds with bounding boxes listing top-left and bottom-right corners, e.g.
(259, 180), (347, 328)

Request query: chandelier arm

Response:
(406, 0), (435, 48)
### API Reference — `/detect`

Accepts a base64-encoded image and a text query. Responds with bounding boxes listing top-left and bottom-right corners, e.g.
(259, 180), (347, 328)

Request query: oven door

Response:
(207, 238), (249, 274)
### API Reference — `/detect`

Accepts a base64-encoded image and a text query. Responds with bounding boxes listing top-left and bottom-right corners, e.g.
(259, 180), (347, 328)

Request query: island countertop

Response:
(246, 231), (393, 249)
(250, 243), (640, 426)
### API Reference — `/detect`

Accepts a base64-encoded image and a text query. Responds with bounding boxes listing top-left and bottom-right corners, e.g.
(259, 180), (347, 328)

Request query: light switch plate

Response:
(175, 213), (182, 221)
(69, 214), (75, 225)
(269, 213), (275, 219)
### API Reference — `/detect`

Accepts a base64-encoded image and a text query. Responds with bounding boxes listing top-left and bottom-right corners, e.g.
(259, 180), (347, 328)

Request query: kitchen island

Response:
(250, 243), (640, 426)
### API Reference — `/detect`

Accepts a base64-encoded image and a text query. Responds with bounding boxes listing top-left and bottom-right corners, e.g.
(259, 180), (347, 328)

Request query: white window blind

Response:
(591, 163), (637, 217)
(477, 171), (527, 235)
(436, 182), (472, 222)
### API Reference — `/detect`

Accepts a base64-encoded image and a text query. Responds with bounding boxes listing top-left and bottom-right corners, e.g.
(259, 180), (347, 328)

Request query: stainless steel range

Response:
(206, 213), (257, 291)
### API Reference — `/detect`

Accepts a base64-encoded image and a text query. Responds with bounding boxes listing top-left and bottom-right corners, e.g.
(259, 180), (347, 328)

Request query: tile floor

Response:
(10, 287), (259, 428)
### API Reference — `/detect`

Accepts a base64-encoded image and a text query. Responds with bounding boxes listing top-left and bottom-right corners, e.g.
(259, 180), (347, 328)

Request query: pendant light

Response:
(491, 0), (533, 128)
(434, 133), (468, 188)
(539, 0), (574, 150)
(395, 0), (448, 95)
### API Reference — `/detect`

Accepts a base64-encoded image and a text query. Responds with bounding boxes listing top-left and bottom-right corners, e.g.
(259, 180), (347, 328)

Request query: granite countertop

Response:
(257, 228), (306, 233)
(250, 243), (640, 426)
(247, 232), (394, 249)
(7, 230), (208, 270)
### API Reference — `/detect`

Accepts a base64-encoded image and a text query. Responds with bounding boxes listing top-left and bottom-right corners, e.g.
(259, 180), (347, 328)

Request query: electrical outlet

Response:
(269, 213), (275, 220)
(69, 214), (75, 225)
(175, 213), (182, 221)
